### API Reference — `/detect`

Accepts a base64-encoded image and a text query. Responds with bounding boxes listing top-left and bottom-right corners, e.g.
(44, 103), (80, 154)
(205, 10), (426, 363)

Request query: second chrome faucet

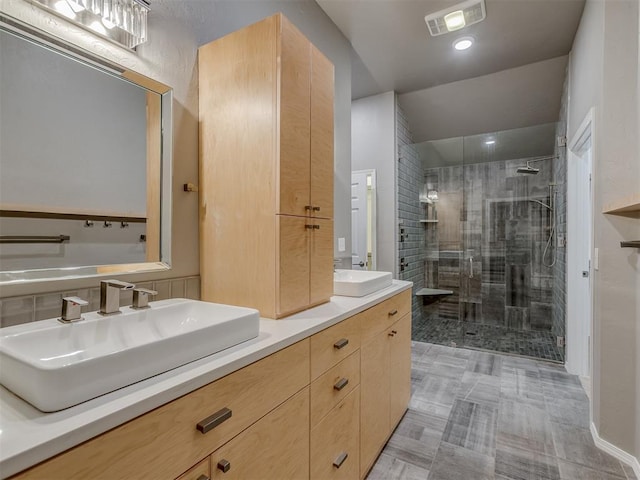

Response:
(99, 279), (135, 315)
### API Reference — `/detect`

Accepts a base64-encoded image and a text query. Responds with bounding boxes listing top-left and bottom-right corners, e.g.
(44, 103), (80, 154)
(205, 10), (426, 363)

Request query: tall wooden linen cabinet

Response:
(199, 14), (334, 319)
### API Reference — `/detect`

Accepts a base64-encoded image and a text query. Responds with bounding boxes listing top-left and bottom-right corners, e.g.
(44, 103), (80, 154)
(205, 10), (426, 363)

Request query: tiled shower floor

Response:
(413, 317), (564, 362)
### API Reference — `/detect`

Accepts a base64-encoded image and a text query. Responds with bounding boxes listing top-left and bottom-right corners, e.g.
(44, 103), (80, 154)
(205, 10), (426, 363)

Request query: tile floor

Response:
(412, 318), (564, 363)
(367, 342), (637, 480)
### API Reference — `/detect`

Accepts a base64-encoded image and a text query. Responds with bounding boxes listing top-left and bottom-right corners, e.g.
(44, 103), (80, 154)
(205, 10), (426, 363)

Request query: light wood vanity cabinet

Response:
(209, 388), (310, 480)
(10, 290), (411, 480)
(176, 458), (210, 480)
(199, 13), (335, 319)
(358, 289), (412, 478)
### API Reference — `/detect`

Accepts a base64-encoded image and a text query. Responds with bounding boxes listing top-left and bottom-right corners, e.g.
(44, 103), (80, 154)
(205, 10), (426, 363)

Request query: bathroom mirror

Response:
(0, 21), (172, 285)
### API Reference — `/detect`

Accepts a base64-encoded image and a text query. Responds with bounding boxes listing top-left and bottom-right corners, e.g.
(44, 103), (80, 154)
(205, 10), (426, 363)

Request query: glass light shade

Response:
(33, 0), (149, 48)
(427, 190), (439, 201)
(444, 10), (466, 31)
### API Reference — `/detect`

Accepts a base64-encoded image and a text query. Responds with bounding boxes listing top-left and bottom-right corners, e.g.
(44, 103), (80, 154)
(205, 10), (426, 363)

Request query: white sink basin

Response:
(0, 299), (259, 412)
(333, 269), (393, 297)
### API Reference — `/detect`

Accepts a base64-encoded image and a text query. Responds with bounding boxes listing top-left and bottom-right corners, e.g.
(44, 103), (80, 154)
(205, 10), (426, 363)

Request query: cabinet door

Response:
(311, 386), (360, 480)
(389, 313), (412, 428)
(309, 217), (333, 306)
(310, 46), (334, 219)
(210, 388), (309, 480)
(278, 16), (311, 217)
(176, 458), (210, 480)
(277, 215), (310, 316)
(360, 331), (390, 477)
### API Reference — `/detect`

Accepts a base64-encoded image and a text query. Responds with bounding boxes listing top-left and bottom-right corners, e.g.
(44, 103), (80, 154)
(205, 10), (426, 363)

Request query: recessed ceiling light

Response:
(444, 10), (466, 31)
(485, 140), (496, 145)
(453, 36), (474, 51)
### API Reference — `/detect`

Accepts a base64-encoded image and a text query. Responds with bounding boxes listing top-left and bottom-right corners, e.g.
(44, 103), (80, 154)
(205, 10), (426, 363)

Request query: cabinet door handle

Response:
(391, 330), (397, 334)
(305, 205), (313, 211)
(334, 338), (349, 350)
(305, 224), (314, 229)
(388, 332), (395, 337)
(333, 377), (349, 391)
(388, 309), (398, 316)
(313, 224), (320, 229)
(217, 459), (231, 473)
(312, 206), (321, 212)
(333, 452), (348, 469)
(197, 475), (211, 480)
(196, 407), (232, 434)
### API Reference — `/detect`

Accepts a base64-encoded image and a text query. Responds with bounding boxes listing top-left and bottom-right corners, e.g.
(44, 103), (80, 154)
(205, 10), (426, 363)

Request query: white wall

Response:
(351, 91), (397, 276)
(567, 0), (640, 464)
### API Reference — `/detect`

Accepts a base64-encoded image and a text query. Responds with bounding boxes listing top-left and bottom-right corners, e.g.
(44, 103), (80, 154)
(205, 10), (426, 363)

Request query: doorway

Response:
(351, 170), (377, 270)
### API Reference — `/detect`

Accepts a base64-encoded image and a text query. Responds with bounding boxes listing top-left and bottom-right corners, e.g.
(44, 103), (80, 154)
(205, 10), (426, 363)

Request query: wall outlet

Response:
(557, 336), (565, 348)
(338, 237), (346, 252)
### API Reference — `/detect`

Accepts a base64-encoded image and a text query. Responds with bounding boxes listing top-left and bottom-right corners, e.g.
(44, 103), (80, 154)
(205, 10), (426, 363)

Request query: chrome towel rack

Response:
(620, 240), (640, 248)
(0, 235), (70, 244)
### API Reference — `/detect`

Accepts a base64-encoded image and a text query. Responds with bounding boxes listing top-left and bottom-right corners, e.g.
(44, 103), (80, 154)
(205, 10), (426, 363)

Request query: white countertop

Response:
(0, 280), (412, 478)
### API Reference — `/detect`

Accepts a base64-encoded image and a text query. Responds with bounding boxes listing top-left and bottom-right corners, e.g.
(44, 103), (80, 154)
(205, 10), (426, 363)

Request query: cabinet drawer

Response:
(310, 350), (360, 426)
(176, 458), (210, 480)
(310, 313), (361, 379)
(360, 290), (411, 344)
(310, 386), (360, 480)
(13, 340), (310, 480)
(209, 387), (309, 480)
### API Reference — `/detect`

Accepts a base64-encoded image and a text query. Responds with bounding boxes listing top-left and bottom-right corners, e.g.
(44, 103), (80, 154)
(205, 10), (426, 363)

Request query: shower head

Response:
(517, 163), (540, 175)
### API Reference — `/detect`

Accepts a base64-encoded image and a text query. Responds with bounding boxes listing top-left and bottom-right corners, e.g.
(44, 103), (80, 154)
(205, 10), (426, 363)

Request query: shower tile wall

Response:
(552, 66), (569, 346)
(396, 101), (425, 328)
(423, 159), (555, 335)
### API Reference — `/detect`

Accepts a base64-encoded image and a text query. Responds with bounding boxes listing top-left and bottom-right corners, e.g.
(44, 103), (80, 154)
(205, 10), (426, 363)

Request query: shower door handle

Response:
(469, 257), (474, 278)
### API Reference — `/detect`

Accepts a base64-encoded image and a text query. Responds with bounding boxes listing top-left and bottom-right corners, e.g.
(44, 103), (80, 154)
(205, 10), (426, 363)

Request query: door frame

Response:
(566, 107), (595, 382)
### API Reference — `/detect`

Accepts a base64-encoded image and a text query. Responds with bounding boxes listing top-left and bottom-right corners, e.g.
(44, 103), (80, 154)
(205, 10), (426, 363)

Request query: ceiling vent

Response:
(424, 0), (486, 36)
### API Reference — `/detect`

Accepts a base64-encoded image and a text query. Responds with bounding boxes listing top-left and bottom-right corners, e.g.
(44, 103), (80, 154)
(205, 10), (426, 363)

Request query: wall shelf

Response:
(419, 219), (438, 224)
(602, 192), (640, 215)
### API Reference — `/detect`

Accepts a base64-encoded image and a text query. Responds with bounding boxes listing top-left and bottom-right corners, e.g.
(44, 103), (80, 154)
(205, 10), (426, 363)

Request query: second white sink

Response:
(334, 269), (393, 297)
(0, 299), (259, 412)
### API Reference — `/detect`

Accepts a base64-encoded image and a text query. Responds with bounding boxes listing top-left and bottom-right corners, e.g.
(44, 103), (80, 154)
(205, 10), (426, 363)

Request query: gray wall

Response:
(398, 56), (568, 143)
(0, 30), (147, 215)
(552, 65), (569, 349)
(0, 0), (353, 298)
(567, 0), (640, 462)
(351, 91), (397, 276)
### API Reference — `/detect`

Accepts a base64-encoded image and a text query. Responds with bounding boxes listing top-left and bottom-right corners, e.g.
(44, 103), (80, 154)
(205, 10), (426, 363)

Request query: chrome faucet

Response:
(99, 279), (135, 315)
(131, 287), (158, 309)
(59, 296), (89, 323)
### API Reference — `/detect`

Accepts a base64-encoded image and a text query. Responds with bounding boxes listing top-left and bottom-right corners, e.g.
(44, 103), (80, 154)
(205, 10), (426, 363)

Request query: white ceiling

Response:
(316, 0), (585, 141)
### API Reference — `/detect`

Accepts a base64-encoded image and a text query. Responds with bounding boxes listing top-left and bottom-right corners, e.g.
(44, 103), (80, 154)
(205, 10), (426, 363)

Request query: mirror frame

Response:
(0, 16), (173, 286)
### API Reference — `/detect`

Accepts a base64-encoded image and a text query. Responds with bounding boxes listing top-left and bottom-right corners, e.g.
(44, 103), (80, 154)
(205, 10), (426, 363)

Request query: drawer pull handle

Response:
(217, 459), (231, 473)
(334, 377), (349, 391)
(334, 338), (349, 350)
(389, 309), (398, 316)
(333, 452), (348, 469)
(197, 407), (232, 434)
(197, 475), (211, 480)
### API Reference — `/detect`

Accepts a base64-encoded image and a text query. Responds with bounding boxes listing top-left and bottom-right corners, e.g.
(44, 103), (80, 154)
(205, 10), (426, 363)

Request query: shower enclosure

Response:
(403, 123), (565, 362)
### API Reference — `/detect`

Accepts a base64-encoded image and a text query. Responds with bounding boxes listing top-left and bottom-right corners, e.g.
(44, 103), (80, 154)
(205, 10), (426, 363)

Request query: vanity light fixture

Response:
(33, 0), (150, 48)
(453, 36), (474, 51)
